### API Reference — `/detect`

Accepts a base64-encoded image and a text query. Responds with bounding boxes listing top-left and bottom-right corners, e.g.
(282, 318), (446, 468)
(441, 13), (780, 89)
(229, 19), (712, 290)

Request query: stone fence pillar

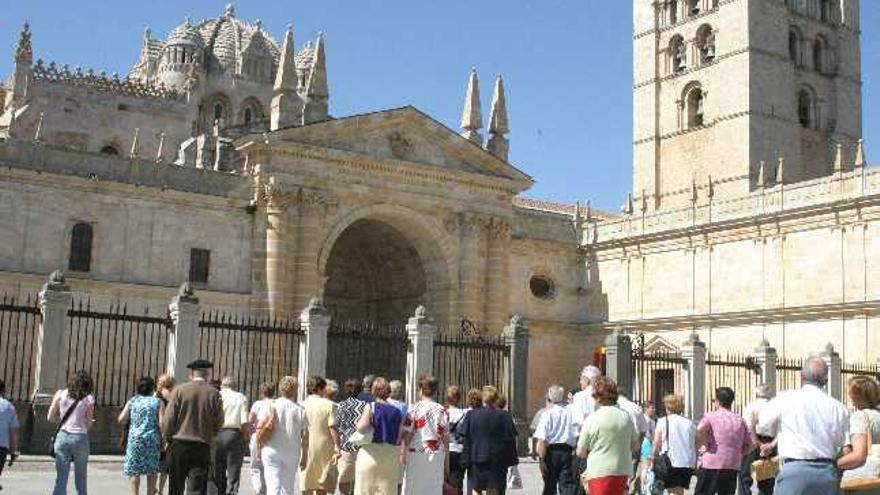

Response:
(29, 271), (73, 454)
(298, 297), (330, 402)
(166, 283), (200, 383)
(406, 306), (437, 405)
(753, 339), (778, 397)
(822, 343), (842, 400)
(681, 332), (707, 420)
(33, 271), (73, 403)
(605, 330), (633, 397)
(503, 315), (530, 453)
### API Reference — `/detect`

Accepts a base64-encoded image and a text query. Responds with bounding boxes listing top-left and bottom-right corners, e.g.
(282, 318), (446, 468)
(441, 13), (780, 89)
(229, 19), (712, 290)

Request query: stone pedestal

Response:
(298, 297), (330, 402)
(405, 306), (437, 405)
(604, 330), (633, 397)
(822, 343), (842, 400)
(753, 339), (778, 397)
(33, 271), (72, 401)
(166, 283), (200, 383)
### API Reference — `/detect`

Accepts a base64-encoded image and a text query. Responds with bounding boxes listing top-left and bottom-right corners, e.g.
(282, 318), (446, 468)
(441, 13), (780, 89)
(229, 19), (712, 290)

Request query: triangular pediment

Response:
(259, 106), (533, 191)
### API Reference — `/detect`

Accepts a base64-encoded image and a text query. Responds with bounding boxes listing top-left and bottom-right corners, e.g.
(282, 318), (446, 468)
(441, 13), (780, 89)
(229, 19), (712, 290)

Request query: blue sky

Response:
(1, 1), (877, 211)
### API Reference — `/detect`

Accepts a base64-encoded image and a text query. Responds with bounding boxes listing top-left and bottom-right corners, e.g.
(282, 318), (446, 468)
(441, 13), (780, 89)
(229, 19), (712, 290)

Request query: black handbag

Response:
(652, 416), (674, 481)
(48, 396), (84, 458)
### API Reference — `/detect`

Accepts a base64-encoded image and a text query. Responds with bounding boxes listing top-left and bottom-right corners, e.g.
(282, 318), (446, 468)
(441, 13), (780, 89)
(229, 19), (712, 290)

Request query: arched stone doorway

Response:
(323, 219), (427, 325)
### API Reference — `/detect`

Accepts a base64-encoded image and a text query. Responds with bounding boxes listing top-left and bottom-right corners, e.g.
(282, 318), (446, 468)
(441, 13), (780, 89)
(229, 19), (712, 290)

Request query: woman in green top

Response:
(575, 376), (640, 495)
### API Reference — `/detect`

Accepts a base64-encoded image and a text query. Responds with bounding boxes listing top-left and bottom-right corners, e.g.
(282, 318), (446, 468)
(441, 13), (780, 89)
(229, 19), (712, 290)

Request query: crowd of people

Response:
(530, 357), (880, 495)
(3, 359), (520, 495)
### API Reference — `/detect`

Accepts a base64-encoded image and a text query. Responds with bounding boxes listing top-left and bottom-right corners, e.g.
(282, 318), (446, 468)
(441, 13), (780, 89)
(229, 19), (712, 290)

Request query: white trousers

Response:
(261, 446), (299, 495)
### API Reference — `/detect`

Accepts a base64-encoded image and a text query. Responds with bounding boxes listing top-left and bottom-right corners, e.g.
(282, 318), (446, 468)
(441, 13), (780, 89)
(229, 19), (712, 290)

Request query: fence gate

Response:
(326, 320), (409, 387)
(630, 336), (686, 415)
(433, 330), (511, 401)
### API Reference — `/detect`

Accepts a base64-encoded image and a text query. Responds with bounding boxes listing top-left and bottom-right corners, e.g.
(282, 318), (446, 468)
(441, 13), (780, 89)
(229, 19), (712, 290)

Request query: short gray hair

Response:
(389, 380), (404, 398)
(581, 366), (602, 382)
(221, 376), (237, 389)
(547, 385), (566, 405)
(801, 356), (829, 387)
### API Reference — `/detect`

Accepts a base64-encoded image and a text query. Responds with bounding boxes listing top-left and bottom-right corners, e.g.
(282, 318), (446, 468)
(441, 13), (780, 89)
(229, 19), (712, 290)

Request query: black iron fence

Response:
(705, 353), (760, 414)
(631, 349), (687, 415)
(0, 294), (41, 402)
(777, 356), (804, 393)
(433, 331), (511, 401)
(198, 312), (304, 403)
(66, 299), (172, 406)
(326, 321), (409, 387)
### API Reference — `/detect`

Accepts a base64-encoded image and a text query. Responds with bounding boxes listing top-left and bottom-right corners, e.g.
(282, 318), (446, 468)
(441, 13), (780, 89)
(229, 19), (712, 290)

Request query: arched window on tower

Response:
(820, 0), (831, 22)
(797, 88), (815, 128)
(69, 222), (93, 272)
(668, 0), (678, 25)
(688, 0), (701, 17)
(696, 24), (716, 64)
(686, 84), (705, 128)
(813, 36), (828, 73)
(789, 28), (802, 66)
(239, 98), (264, 126)
(670, 35), (687, 74)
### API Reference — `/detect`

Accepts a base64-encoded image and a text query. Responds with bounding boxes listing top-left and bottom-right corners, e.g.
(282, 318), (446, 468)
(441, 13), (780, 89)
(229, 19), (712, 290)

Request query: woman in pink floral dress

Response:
(400, 374), (449, 495)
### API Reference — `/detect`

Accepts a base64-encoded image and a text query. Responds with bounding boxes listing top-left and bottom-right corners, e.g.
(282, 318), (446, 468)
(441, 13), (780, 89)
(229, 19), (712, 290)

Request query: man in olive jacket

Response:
(163, 359), (224, 495)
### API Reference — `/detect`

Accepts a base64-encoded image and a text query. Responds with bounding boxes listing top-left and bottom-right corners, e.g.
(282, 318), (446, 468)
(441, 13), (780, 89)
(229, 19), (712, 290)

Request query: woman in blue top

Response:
(118, 376), (164, 495)
(354, 377), (404, 495)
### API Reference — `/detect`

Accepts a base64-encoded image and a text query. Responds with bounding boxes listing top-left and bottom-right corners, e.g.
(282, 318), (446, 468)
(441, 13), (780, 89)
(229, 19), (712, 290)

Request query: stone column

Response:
(822, 343), (842, 400)
(605, 330), (633, 397)
(33, 270), (73, 402)
(166, 283), (200, 383)
(503, 315), (530, 453)
(405, 306), (437, 405)
(291, 190), (327, 313)
(298, 297), (330, 402)
(264, 192), (290, 317)
(30, 271), (72, 454)
(681, 332), (707, 420)
(753, 339), (778, 397)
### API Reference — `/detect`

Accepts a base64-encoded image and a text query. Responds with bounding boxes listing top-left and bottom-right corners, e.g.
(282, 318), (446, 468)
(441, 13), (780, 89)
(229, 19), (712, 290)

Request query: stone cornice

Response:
(238, 138), (528, 198)
(0, 164), (249, 212)
(590, 299), (880, 333)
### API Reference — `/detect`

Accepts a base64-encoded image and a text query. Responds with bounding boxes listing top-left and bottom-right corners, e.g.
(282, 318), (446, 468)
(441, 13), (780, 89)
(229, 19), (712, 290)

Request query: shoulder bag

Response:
(255, 400), (277, 447)
(841, 410), (880, 491)
(652, 416), (674, 481)
(48, 395), (84, 458)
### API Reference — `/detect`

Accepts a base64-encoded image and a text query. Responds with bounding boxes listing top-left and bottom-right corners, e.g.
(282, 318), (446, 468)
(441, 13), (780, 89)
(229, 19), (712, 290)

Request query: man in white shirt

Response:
(535, 385), (577, 495)
(213, 376), (250, 494)
(570, 365), (601, 495)
(739, 383), (775, 495)
(617, 394), (647, 494)
(758, 356), (848, 495)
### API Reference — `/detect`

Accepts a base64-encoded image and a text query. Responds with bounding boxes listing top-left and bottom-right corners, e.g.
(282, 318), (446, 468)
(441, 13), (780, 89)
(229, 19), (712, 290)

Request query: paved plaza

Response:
(2, 456), (547, 494)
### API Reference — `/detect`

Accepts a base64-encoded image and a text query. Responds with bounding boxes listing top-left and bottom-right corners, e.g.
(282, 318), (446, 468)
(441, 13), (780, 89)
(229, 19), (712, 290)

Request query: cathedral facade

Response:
(0, 1), (875, 408)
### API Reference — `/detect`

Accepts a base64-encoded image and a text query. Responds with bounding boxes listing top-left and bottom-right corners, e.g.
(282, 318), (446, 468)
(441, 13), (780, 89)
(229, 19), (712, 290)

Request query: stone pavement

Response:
(1, 456), (547, 494)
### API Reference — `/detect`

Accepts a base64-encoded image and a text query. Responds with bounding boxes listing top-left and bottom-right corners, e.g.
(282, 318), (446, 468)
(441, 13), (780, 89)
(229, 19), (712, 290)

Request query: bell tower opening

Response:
(323, 219), (427, 325)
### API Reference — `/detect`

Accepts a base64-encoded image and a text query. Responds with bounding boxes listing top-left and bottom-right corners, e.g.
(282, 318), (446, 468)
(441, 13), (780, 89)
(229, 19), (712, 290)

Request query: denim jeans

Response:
(53, 431), (89, 495)
(774, 460), (838, 495)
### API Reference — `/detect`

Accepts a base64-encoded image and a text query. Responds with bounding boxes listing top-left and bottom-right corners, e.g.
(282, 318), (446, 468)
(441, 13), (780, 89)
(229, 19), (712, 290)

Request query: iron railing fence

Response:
(66, 299), (171, 406)
(432, 331), (511, 404)
(776, 356), (805, 393)
(704, 353), (761, 414)
(198, 312), (304, 403)
(0, 293), (41, 402)
(326, 320), (409, 389)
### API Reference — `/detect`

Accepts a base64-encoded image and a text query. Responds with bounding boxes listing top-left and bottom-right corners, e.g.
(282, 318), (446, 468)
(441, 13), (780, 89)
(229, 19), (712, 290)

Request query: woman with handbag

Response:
(838, 375), (880, 494)
(118, 376), (164, 495)
(300, 376), (340, 495)
(258, 376), (309, 495)
(649, 395), (696, 495)
(353, 377), (404, 495)
(47, 370), (95, 495)
(248, 381), (276, 495)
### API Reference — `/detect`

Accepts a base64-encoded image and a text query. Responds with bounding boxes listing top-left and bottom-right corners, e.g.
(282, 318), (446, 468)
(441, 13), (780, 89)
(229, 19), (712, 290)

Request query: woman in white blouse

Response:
(838, 376), (880, 495)
(257, 376), (310, 495)
(649, 395), (696, 495)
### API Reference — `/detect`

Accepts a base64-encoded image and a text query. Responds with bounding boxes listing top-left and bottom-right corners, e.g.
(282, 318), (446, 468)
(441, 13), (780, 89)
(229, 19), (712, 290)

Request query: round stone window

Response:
(529, 275), (555, 300)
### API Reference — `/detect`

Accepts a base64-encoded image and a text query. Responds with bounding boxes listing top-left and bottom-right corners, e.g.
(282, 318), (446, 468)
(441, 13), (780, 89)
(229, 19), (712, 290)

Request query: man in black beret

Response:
(163, 359), (224, 495)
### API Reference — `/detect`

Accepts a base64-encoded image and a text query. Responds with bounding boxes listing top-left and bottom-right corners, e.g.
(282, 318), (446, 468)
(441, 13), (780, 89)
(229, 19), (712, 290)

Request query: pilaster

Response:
(681, 332), (707, 420)
(33, 271), (72, 401)
(503, 315), (530, 452)
(298, 297), (330, 402)
(604, 330), (633, 397)
(405, 306), (437, 405)
(166, 283), (201, 383)
(822, 343), (842, 400)
(753, 339), (778, 397)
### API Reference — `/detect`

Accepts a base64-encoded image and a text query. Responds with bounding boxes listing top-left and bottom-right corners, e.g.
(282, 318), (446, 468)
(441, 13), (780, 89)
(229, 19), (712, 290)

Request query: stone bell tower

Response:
(633, 0), (862, 210)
